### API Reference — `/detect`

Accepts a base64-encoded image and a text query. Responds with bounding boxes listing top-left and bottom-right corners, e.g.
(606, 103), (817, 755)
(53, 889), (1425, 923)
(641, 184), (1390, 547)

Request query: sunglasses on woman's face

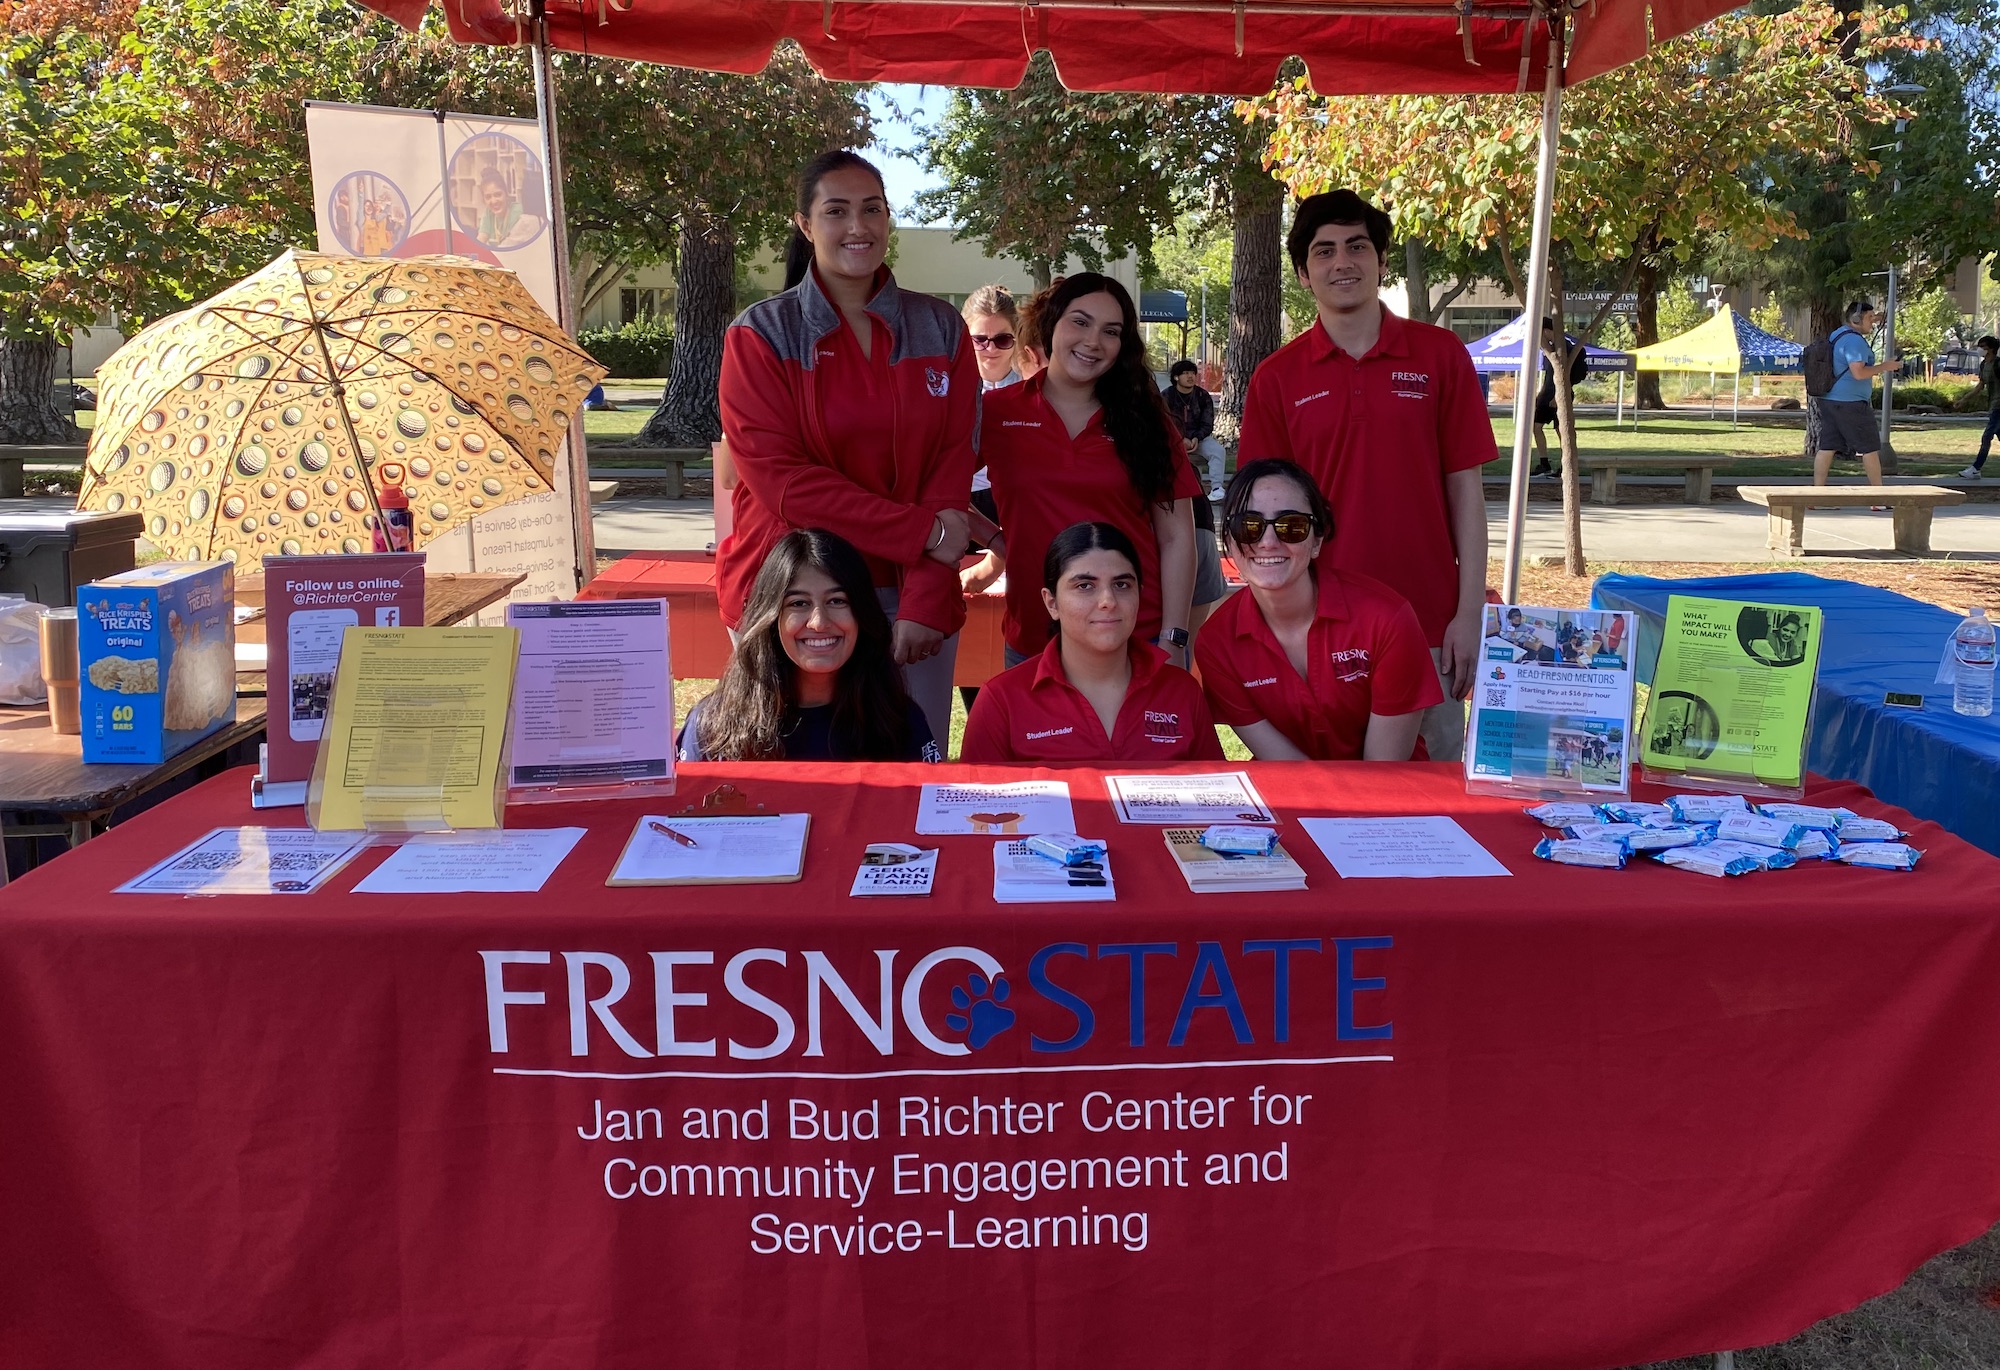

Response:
(971, 332), (1016, 350)
(1228, 510), (1317, 545)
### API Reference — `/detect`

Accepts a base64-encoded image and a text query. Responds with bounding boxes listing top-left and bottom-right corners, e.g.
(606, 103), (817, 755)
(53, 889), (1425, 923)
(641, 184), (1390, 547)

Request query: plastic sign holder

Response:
(1463, 604), (1639, 803)
(503, 598), (676, 807)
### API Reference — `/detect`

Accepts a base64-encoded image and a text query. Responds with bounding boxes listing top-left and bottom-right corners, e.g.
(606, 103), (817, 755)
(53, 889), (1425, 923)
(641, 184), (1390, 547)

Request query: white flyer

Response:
(606, 814), (811, 885)
(1299, 816), (1512, 879)
(849, 843), (939, 897)
(116, 827), (371, 896)
(506, 598), (674, 795)
(353, 827), (587, 894)
(1465, 604), (1638, 795)
(915, 780), (1076, 835)
(1105, 771), (1274, 825)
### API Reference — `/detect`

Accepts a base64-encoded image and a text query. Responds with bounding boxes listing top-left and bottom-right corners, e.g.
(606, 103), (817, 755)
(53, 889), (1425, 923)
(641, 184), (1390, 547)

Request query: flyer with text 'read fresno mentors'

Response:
(1465, 603), (1637, 797)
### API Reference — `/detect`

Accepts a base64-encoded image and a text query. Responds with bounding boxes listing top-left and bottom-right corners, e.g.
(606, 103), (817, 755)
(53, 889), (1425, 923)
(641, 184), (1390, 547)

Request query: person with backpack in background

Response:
(1961, 335), (1999, 480)
(1804, 299), (1897, 487)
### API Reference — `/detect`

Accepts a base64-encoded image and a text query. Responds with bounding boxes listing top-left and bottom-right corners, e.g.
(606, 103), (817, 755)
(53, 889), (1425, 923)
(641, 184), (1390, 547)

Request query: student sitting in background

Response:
(679, 528), (940, 762)
(961, 521), (1222, 765)
(1195, 458), (1440, 761)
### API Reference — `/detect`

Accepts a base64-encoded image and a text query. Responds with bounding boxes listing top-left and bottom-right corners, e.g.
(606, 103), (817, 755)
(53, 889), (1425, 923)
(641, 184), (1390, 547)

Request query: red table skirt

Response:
(3, 762), (1999, 1369)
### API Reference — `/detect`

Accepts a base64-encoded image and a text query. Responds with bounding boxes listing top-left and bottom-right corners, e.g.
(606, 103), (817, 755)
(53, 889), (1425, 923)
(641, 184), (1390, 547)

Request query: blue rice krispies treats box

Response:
(78, 561), (236, 763)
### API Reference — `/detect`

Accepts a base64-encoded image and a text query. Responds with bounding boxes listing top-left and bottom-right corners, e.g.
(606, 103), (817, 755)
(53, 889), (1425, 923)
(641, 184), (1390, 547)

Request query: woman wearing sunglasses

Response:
(979, 273), (1200, 676)
(1195, 459), (1441, 761)
(959, 285), (1022, 602)
(962, 522), (1223, 764)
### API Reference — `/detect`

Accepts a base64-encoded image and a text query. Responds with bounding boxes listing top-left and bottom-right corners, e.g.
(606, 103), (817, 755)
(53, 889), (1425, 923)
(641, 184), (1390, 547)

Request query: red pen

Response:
(648, 820), (699, 848)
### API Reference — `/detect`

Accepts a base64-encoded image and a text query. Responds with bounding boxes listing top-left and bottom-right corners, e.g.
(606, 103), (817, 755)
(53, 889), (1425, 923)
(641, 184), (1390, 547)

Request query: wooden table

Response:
(578, 550), (1009, 684)
(1, 571), (523, 872)
(1737, 484), (1967, 556)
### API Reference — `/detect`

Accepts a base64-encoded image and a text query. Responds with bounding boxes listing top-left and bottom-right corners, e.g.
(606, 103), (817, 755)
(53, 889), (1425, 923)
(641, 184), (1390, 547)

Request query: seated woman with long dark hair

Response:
(961, 522), (1222, 764)
(679, 528), (941, 763)
(1194, 458), (1440, 761)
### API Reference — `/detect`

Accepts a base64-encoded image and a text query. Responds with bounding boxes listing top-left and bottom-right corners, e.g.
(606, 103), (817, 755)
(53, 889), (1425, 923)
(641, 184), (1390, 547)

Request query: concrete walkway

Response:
(589, 492), (2000, 563)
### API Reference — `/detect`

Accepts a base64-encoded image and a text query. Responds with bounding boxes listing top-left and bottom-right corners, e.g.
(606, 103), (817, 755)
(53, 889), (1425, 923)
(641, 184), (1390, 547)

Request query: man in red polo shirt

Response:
(1237, 189), (1495, 761)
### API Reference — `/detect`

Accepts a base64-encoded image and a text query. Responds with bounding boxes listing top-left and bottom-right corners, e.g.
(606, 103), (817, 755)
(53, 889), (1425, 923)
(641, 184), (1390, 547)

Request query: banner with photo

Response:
(305, 101), (580, 610)
(1465, 604), (1638, 799)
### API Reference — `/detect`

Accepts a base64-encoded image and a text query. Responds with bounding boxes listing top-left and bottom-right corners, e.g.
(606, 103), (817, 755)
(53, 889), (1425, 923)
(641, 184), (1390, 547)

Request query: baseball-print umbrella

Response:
(78, 250), (603, 563)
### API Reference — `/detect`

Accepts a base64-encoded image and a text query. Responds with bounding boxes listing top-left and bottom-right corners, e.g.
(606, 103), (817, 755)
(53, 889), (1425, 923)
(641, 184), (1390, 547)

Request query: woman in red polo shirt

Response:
(1195, 459), (1440, 761)
(980, 274), (1199, 672)
(962, 522), (1222, 764)
(718, 150), (978, 746)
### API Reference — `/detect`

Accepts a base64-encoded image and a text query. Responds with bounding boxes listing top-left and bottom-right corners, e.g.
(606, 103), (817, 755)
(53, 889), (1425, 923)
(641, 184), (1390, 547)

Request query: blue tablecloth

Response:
(1592, 572), (1999, 856)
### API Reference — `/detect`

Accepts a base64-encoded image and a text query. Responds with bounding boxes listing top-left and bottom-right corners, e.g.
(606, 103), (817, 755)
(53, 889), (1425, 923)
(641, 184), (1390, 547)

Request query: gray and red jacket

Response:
(718, 268), (978, 637)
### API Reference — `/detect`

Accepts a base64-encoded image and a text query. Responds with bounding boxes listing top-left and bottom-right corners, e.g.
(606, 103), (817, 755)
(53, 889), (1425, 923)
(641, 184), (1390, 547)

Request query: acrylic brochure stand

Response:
(504, 598), (676, 807)
(1462, 605), (1639, 803)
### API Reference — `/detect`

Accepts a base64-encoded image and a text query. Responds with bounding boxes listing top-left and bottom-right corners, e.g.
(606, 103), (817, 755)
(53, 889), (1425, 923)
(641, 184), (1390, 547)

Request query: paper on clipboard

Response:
(606, 813), (811, 885)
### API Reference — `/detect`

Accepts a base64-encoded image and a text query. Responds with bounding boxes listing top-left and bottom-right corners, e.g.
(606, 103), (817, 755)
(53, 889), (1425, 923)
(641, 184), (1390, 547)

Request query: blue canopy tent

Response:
(1465, 314), (1636, 421)
(1140, 290), (1192, 364)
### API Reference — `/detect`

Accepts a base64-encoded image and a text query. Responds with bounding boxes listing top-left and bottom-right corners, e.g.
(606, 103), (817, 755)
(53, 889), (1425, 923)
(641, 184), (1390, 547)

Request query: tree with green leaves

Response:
(1, 0), (382, 442)
(917, 53), (1177, 291)
(1248, 3), (1906, 572)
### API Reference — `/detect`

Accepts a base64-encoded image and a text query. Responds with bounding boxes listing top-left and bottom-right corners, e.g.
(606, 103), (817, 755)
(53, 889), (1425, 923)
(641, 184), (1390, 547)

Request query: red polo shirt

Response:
(1236, 307), (1495, 645)
(1194, 565), (1441, 761)
(981, 376), (1201, 657)
(961, 639), (1225, 765)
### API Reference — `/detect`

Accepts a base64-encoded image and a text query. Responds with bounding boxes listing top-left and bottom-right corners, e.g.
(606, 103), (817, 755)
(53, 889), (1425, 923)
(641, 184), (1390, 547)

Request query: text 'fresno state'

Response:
(480, 937), (1393, 1060)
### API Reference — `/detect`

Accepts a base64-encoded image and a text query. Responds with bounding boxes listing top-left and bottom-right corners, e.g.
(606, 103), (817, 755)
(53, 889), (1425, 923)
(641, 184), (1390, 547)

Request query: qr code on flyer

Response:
(173, 850), (244, 871)
(1483, 687), (1508, 708)
(270, 851), (329, 872)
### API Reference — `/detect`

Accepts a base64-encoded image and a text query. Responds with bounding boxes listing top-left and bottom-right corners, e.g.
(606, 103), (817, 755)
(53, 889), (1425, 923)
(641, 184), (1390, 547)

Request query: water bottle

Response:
(1954, 607), (1996, 717)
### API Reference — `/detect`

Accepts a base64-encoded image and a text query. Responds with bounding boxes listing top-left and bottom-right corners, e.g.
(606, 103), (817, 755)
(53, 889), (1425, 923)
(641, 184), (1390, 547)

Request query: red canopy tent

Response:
(346, 0), (1741, 596)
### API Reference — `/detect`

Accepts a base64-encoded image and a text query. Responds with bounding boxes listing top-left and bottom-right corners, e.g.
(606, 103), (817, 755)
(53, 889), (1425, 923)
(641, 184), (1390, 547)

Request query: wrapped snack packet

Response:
(1695, 839), (1798, 871)
(1533, 837), (1627, 869)
(1792, 830), (1838, 860)
(1659, 845), (1763, 877)
(1620, 825), (1707, 853)
(1202, 825), (1279, 856)
(1757, 803), (1850, 833)
(1715, 812), (1811, 851)
(1600, 802), (1677, 827)
(1024, 833), (1106, 867)
(1835, 815), (1906, 842)
(1666, 793), (1751, 824)
(1834, 842), (1921, 871)
(1526, 802), (1606, 828)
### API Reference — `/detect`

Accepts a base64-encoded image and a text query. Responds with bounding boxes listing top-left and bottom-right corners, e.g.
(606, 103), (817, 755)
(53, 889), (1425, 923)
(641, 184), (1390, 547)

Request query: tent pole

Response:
(1501, 16), (1563, 603)
(529, 0), (597, 591)
(1617, 370), (1624, 426)
(1732, 374), (1739, 429)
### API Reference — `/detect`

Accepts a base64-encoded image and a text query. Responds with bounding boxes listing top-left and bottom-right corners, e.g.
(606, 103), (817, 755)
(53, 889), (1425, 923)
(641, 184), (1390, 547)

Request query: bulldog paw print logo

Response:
(945, 973), (1015, 1049)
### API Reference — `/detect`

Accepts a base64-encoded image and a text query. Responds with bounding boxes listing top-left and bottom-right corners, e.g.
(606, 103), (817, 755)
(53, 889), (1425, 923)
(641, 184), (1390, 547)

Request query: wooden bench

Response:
(1578, 455), (1742, 505)
(585, 445), (704, 499)
(1737, 484), (1967, 557)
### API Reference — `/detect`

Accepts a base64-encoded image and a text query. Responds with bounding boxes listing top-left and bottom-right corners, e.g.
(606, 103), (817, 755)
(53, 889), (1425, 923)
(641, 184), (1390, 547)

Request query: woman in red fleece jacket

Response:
(718, 150), (979, 744)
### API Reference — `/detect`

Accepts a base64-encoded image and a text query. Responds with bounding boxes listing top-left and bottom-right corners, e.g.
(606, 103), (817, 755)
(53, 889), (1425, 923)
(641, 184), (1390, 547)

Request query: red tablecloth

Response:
(4, 763), (1999, 1370)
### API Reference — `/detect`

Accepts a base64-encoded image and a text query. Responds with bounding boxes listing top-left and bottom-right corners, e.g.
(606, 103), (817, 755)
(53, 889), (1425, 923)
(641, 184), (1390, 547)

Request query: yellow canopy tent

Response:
(1629, 304), (1804, 427)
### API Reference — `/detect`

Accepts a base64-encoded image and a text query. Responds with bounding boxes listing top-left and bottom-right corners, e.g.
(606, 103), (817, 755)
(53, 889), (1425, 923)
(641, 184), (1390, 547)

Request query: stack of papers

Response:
(607, 813), (811, 886)
(1161, 828), (1307, 894)
(992, 839), (1115, 903)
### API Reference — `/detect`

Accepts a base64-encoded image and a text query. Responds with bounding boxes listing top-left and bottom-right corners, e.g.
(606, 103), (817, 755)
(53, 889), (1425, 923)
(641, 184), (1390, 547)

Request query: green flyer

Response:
(1641, 595), (1822, 789)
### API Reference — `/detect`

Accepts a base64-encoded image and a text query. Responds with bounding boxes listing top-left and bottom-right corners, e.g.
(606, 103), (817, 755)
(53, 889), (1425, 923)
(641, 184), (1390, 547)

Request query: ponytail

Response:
(783, 229), (814, 291)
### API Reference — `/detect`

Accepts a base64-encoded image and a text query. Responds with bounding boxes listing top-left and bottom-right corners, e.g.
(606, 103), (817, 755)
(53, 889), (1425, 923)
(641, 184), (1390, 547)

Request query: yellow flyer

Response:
(1640, 595), (1822, 790)
(306, 626), (520, 831)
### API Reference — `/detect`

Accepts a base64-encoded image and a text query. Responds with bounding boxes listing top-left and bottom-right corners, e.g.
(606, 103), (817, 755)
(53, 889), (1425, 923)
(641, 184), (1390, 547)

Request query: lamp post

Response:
(1875, 83), (1926, 466)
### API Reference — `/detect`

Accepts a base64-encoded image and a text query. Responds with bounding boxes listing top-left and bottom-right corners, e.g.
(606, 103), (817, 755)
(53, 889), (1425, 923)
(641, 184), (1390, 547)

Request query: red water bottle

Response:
(372, 483), (414, 552)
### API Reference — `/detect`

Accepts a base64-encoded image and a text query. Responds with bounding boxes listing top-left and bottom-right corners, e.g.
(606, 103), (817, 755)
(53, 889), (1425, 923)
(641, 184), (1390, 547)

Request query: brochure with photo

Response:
(1466, 604), (1638, 799)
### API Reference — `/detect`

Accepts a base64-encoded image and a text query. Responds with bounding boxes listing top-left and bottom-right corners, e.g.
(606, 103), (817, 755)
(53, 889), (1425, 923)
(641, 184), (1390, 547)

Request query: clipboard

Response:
(605, 813), (811, 886)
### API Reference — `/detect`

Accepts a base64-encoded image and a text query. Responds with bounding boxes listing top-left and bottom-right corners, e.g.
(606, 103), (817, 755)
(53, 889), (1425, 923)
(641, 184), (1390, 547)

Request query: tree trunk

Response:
(1403, 239), (1432, 324)
(638, 209), (735, 448)
(1633, 256), (1664, 411)
(1550, 263), (1585, 577)
(1029, 257), (1053, 292)
(0, 334), (80, 445)
(1221, 170), (1283, 429)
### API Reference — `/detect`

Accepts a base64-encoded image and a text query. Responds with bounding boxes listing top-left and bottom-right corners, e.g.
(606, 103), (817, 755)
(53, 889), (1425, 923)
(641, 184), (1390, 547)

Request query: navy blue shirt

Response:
(677, 695), (941, 763)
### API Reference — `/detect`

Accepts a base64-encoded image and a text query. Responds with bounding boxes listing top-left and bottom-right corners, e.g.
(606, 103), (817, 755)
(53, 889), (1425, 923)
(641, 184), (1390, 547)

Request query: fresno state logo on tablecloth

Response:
(479, 937), (1394, 1063)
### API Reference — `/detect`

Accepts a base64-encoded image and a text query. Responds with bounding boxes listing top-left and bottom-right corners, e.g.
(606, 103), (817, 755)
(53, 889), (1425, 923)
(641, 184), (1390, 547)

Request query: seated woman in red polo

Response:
(679, 528), (941, 763)
(1195, 459), (1441, 760)
(962, 522), (1223, 764)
